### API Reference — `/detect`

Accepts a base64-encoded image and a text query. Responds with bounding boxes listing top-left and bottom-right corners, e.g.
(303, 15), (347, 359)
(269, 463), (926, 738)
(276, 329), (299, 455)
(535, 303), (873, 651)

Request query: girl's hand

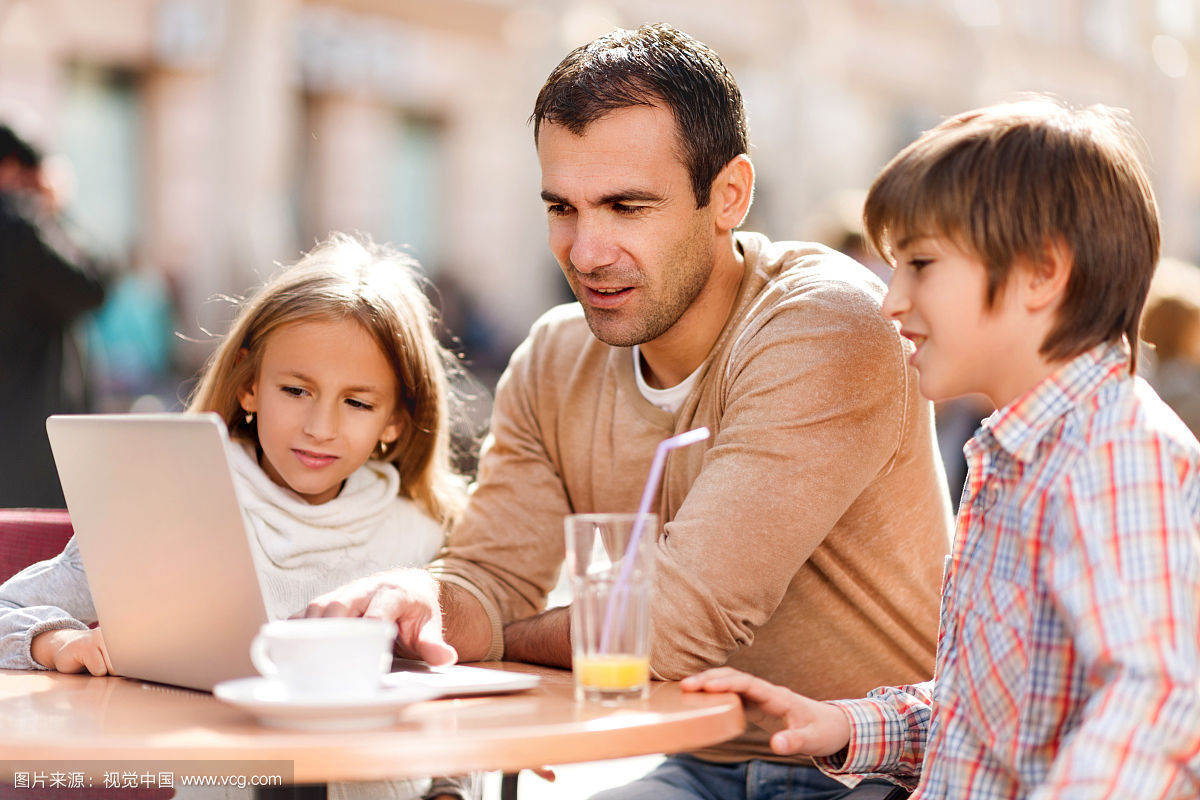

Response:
(680, 667), (852, 757)
(30, 627), (114, 676)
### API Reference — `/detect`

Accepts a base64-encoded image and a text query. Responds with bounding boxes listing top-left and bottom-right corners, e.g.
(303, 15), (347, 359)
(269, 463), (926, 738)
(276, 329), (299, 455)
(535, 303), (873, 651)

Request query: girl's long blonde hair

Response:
(187, 233), (466, 525)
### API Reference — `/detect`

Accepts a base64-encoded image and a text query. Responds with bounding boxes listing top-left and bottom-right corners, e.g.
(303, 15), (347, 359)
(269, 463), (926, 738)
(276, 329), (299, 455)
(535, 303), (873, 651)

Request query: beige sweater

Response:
(433, 233), (953, 763)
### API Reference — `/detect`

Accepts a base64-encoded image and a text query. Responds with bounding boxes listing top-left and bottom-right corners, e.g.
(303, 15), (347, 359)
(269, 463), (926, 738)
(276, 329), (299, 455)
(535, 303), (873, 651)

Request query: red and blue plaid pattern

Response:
(820, 343), (1200, 799)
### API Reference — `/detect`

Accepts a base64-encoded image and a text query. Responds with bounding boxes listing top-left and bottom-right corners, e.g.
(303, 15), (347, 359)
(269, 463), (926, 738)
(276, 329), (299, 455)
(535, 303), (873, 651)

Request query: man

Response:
(308, 23), (951, 799)
(0, 123), (107, 508)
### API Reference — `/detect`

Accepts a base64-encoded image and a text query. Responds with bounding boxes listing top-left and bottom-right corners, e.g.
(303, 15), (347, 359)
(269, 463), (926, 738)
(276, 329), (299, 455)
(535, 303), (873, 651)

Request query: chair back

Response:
(0, 508), (75, 583)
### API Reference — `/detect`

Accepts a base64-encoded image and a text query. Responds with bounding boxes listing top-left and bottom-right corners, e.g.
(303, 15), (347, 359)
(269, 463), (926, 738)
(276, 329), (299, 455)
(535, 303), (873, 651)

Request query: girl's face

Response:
(238, 318), (401, 505)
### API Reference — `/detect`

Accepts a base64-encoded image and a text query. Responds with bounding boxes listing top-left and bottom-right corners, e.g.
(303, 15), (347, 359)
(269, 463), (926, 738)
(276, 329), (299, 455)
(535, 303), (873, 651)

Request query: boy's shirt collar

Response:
(975, 341), (1130, 463)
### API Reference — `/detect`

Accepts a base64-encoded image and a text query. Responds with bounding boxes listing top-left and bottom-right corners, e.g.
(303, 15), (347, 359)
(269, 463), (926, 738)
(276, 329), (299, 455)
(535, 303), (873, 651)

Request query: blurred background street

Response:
(4, 1), (1200, 792)
(3, 1), (1199, 429)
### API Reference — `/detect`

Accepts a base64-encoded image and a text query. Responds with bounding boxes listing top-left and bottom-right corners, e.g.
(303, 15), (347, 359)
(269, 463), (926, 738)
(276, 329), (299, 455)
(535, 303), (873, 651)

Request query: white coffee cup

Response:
(250, 618), (396, 699)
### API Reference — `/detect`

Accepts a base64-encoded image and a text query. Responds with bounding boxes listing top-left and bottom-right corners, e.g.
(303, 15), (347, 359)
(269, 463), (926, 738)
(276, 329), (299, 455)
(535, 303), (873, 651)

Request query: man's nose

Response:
(568, 213), (617, 274)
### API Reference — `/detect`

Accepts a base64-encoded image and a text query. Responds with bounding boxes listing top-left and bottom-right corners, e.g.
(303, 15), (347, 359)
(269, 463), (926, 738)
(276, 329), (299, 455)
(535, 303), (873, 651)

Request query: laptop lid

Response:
(46, 412), (269, 692)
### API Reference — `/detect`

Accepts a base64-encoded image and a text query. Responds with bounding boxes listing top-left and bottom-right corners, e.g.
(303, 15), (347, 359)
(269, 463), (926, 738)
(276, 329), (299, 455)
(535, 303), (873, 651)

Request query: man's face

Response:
(537, 105), (718, 348)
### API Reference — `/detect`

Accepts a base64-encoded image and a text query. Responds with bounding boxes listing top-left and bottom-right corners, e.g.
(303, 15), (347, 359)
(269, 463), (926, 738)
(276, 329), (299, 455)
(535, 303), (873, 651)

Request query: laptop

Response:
(47, 413), (270, 691)
(46, 413), (540, 696)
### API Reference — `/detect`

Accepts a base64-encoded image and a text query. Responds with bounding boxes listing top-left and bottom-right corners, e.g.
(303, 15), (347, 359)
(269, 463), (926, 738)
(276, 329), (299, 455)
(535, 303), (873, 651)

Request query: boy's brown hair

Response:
(864, 96), (1160, 371)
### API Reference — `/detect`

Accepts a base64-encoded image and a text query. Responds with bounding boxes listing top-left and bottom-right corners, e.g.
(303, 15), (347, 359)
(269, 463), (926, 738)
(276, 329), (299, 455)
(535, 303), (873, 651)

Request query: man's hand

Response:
(681, 667), (852, 757)
(31, 627), (114, 675)
(300, 568), (458, 666)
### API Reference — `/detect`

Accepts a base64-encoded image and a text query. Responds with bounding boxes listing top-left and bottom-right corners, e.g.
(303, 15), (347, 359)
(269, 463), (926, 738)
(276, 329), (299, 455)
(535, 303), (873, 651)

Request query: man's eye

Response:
(546, 204), (572, 217)
(612, 203), (645, 216)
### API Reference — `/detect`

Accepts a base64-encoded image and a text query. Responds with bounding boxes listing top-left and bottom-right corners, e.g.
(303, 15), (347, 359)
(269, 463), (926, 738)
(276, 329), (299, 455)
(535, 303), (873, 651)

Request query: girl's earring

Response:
(378, 440), (390, 457)
(245, 411), (255, 426)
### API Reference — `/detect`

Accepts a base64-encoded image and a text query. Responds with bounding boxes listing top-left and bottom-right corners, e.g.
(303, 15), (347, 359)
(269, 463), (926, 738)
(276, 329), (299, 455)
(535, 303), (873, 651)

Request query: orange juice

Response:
(574, 654), (650, 701)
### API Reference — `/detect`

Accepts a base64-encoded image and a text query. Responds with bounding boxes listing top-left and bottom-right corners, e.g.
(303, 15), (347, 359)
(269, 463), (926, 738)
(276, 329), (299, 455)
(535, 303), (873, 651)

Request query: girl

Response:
(0, 232), (474, 800)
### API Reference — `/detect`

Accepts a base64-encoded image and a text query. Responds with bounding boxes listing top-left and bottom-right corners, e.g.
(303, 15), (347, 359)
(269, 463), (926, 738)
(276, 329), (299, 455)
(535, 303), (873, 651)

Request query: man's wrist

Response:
(438, 580), (501, 662)
(503, 606), (572, 668)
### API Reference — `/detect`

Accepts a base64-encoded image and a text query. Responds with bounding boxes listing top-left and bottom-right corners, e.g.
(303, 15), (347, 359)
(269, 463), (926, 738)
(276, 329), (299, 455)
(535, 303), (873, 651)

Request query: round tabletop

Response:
(0, 663), (745, 783)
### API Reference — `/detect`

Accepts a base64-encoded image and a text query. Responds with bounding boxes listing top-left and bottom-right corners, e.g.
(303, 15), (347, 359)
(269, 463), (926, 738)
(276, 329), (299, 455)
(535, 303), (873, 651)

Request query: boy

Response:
(683, 97), (1200, 798)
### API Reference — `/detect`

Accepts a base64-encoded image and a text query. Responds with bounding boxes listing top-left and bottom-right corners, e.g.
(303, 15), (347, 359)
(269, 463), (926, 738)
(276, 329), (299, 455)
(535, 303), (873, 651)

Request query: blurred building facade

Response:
(1, 0), (1198, 393)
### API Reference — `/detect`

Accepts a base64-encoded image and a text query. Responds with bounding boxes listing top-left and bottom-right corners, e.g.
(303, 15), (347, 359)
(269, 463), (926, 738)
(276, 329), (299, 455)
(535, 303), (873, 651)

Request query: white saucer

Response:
(213, 677), (438, 731)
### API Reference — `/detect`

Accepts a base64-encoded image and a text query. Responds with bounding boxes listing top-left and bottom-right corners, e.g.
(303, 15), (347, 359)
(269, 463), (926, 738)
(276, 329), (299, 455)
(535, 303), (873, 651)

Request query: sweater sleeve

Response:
(0, 536), (97, 669)
(645, 276), (915, 677)
(430, 323), (576, 654)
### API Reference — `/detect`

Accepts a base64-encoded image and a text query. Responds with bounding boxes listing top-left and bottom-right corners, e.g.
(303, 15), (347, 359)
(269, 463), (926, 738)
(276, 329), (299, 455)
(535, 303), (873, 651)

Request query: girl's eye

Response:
(908, 258), (932, 272)
(346, 398), (374, 411)
(281, 386), (306, 397)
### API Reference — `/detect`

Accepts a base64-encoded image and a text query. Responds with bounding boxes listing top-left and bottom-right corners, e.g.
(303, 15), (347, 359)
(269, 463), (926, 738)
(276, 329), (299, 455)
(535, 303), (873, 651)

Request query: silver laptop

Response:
(46, 413), (540, 697)
(47, 412), (269, 691)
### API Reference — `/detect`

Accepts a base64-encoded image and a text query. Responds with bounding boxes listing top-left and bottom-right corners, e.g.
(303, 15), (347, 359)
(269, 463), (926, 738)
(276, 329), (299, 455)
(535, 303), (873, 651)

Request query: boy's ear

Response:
(1021, 237), (1072, 312)
(711, 154), (755, 232)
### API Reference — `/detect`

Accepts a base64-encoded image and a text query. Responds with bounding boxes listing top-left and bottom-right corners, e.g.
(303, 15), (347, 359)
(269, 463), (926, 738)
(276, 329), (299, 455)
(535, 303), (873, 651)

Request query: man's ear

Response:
(710, 154), (755, 232)
(1021, 237), (1072, 312)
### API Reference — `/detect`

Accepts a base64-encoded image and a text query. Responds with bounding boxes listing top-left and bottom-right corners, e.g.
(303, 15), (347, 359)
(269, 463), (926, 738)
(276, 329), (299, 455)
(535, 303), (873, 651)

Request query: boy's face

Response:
(882, 233), (1051, 408)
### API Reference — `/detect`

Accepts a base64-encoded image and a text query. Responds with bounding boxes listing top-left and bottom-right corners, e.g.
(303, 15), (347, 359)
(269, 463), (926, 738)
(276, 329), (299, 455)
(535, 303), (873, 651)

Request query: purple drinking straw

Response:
(599, 427), (710, 650)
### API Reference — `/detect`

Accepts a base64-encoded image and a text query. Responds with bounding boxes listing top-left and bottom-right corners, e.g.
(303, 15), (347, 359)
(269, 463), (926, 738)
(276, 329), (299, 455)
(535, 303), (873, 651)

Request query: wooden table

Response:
(0, 663), (743, 796)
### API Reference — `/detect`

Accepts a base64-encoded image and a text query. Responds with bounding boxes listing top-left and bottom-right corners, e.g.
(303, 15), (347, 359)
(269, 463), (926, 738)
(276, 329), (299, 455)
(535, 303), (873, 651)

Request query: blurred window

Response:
(58, 65), (142, 262)
(385, 113), (446, 271)
(1156, 0), (1196, 37)
(1015, 0), (1063, 39)
(1084, 0), (1133, 57)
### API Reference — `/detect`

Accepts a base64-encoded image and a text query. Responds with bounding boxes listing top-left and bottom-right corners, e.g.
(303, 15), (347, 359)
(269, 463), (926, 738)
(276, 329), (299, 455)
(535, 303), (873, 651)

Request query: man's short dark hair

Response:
(531, 22), (747, 209)
(0, 124), (42, 168)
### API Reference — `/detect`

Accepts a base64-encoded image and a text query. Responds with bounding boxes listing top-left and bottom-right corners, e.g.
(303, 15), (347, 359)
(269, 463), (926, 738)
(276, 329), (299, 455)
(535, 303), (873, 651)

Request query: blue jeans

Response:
(588, 754), (906, 800)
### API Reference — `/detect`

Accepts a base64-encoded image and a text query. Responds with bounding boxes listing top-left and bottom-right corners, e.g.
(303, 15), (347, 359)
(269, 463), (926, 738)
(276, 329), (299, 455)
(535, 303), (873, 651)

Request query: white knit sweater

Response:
(227, 439), (445, 621)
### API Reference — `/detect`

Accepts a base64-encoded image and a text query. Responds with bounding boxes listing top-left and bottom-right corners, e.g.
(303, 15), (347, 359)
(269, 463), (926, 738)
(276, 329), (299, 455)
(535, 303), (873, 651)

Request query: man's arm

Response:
(502, 606), (571, 668)
(301, 565), (571, 666)
(438, 581), (498, 663)
(302, 569), (496, 664)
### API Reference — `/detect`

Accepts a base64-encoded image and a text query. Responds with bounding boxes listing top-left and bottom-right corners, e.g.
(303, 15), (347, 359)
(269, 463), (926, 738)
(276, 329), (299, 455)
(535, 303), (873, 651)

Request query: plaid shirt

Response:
(819, 343), (1200, 799)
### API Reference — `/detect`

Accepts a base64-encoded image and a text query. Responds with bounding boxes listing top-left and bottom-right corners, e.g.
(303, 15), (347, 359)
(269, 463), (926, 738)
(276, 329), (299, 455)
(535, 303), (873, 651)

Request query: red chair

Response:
(0, 508), (75, 583)
(0, 507), (175, 800)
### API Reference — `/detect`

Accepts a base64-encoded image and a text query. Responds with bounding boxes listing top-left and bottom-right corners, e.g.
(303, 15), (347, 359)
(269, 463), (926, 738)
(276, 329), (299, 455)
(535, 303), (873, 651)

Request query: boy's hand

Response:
(681, 667), (852, 757)
(30, 628), (114, 676)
